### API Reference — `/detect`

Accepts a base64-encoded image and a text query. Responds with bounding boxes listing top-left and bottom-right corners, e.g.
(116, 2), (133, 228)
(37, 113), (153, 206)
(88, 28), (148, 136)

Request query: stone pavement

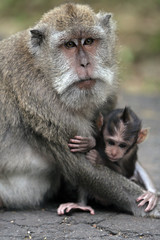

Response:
(0, 90), (160, 240)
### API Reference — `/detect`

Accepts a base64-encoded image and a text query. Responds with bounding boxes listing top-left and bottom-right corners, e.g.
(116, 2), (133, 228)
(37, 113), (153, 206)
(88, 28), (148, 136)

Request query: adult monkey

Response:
(0, 3), (159, 217)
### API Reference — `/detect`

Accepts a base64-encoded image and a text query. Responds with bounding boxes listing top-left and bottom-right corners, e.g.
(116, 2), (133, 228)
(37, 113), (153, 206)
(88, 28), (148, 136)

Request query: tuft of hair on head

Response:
(121, 107), (142, 141)
(104, 107), (142, 142)
(120, 107), (130, 123)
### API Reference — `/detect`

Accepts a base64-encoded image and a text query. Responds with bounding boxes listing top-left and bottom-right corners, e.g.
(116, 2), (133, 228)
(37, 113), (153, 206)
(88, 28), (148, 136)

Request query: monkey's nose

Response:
(80, 62), (90, 68)
(111, 151), (117, 158)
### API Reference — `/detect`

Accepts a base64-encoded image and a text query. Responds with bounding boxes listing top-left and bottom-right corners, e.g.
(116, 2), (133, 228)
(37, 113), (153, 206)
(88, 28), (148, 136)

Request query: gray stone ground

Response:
(0, 90), (160, 240)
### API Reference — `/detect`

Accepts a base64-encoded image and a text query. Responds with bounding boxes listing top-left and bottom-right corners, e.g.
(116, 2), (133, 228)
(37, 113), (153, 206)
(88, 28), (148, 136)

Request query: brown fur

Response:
(41, 4), (96, 31)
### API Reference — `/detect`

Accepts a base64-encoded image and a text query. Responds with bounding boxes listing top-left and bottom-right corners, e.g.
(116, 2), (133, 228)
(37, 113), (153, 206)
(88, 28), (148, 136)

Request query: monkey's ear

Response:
(97, 13), (112, 27)
(121, 107), (130, 123)
(137, 128), (149, 144)
(102, 14), (112, 26)
(30, 29), (45, 47)
(96, 112), (104, 131)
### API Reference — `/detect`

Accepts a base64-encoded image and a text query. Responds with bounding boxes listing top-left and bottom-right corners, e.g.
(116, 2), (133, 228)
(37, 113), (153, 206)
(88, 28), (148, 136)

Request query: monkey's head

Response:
(102, 107), (148, 162)
(28, 3), (117, 111)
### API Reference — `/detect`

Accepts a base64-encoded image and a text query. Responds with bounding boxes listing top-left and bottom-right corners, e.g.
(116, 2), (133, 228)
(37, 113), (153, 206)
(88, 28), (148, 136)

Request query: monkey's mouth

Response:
(76, 79), (96, 89)
(108, 157), (119, 162)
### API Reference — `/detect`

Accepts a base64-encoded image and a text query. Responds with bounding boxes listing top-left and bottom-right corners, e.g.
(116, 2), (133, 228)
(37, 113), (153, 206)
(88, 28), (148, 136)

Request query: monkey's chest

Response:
(64, 113), (95, 138)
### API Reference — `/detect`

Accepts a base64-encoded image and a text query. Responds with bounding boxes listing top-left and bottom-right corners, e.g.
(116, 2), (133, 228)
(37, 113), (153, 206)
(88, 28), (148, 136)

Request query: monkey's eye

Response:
(119, 143), (127, 148)
(107, 140), (115, 146)
(84, 38), (94, 45)
(64, 41), (76, 49)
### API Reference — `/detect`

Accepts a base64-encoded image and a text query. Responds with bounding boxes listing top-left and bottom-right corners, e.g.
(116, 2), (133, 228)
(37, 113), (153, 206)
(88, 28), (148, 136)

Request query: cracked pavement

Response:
(1, 207), (160, 240)
(1, 90), (160, 240)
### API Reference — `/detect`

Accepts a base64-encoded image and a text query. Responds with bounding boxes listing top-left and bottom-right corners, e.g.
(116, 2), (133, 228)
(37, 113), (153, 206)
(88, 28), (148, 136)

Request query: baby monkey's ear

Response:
(137, 128), (149, 144)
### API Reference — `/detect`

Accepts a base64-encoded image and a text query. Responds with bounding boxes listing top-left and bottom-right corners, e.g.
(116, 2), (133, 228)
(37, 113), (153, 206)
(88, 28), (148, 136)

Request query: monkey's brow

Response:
(70, 26), (106, 37)
(51, 26), (105, 43)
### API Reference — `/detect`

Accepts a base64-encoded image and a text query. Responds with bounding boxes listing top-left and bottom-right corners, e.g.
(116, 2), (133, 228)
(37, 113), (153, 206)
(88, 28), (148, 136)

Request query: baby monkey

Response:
(57, 107), (158, 215)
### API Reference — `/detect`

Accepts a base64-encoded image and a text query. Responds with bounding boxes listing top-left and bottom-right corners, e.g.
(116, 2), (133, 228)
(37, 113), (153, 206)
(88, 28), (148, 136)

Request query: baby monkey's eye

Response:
(84, 38), (94, 45)
(107, 140), (115, 146)
(119, 143), (127, 148)
(64, 41), (76, 49)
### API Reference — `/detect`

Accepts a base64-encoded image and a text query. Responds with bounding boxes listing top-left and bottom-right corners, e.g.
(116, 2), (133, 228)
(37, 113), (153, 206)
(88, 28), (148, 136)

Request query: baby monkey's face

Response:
(103, 123), (133, 162)
(104, 137), (130, 162)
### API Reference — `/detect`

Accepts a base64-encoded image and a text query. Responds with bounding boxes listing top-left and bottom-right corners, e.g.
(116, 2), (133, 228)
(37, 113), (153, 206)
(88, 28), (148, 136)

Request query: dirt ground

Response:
(0, 90), (160, 240)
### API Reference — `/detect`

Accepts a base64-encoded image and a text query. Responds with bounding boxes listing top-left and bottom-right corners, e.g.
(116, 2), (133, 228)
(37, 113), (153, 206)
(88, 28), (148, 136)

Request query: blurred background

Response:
(0, 0), (159, 95)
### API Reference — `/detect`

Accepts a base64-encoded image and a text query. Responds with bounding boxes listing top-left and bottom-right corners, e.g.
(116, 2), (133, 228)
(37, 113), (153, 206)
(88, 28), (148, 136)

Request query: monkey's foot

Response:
(57, 202), (95, 215)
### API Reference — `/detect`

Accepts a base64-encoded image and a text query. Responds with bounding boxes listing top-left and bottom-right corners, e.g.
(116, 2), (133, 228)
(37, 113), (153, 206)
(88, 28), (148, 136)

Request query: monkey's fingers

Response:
(74, 136), (92, 141)
(145, 197), (158, 212)
(69, 143), (89, 148)
(66, 204), (95, 215)
(86, 155), (96, 161)
(70, 136), (96, 148)
(144, 194), (158, 212)
(68, 143), (90, 152)
(86, 150), (99, 161)
(89, 149), (98, 154)
(57, 202), (75, 215)
(57, 202), (95, 215)
(76, 205), (95, 215)
(69, 139), (85, 144)
(137, 192), (158, 211)
(86, 153), (97, 163)
(72, 148), (90, 152)
(69, 137), (96, 151)
(136, 191), (148, 202)
(87, 158), (96, 165)
(137, 193), (149, 208)
(70, 137), (89, 144)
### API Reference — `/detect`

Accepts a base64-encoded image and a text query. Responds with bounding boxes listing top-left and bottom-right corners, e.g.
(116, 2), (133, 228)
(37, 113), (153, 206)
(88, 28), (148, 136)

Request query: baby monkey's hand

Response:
(86, 149), (104, 165)
(68, 136), (96, 153)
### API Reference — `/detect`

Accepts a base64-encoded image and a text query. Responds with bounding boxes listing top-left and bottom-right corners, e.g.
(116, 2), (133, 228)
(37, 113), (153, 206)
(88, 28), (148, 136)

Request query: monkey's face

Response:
(105, 139), (129, 162)
(48, 27), (117, 110)
(29, 3), (117, 110)
(103, 127), (130, 162)
(61, 37), (98, 89)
